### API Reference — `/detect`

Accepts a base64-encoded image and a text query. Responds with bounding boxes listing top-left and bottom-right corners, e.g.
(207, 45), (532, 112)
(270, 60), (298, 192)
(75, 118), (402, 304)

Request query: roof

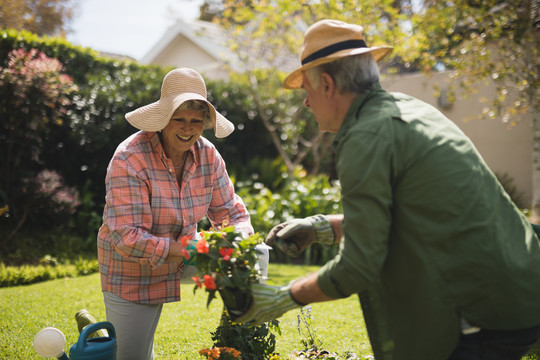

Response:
(140, 18), (298, 78)
(140, 18), (238, 73)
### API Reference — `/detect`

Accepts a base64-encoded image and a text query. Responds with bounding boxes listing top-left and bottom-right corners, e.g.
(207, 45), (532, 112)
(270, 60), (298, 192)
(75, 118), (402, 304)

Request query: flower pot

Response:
(219, 287), (252, 319)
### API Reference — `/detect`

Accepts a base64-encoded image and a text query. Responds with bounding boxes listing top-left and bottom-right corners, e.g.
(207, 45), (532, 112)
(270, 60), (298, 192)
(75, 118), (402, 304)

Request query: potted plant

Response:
(186, 225), (263, 316)
(189, 226), (281, 359)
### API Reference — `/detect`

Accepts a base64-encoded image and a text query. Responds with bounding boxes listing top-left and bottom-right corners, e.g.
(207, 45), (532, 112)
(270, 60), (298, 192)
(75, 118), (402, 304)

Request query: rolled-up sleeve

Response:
(103, 155), (169, 269)
(318, 128), (393, 299)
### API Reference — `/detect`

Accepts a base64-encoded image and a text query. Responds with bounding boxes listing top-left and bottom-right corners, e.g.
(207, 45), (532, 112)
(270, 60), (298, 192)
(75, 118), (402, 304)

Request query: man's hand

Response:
(233, 283), (303, 326)
(264, 215), (334, 257)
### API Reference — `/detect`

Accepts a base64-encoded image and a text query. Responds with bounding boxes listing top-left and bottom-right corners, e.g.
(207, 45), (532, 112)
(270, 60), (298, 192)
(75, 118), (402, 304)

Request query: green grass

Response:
(0, 263), (371, 359)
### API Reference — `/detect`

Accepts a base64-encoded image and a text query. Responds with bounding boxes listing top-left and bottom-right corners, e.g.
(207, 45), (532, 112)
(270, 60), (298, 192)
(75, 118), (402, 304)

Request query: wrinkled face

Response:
(301, 72), (335, 133)
(161, 108), (204, 155)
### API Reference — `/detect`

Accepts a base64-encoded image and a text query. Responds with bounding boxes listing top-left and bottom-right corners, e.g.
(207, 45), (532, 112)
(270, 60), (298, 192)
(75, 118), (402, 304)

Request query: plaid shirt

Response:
(97, 131), (253, 304)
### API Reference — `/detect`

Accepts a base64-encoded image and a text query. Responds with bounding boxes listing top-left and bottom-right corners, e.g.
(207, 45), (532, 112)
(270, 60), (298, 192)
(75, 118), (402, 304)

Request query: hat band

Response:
(301, 39), (368, 65)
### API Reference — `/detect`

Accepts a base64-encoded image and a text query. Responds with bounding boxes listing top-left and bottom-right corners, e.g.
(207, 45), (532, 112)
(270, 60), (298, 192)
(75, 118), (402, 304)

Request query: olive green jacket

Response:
(317, 83), (540, 359)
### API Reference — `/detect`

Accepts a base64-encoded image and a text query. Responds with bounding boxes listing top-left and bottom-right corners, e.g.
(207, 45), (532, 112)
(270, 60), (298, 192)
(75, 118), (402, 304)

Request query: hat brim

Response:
(283, 46), (393, 89)
(125, 93), (234, 138)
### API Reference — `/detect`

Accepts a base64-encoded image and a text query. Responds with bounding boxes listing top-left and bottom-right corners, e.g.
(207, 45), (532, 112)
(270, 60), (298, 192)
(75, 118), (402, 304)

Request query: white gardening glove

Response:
(233, 283), (302, 325)
(264, 215), (334, 257)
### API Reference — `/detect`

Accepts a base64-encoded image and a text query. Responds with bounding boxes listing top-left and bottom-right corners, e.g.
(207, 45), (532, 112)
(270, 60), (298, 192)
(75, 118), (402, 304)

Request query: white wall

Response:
(382, 71), (533, 206)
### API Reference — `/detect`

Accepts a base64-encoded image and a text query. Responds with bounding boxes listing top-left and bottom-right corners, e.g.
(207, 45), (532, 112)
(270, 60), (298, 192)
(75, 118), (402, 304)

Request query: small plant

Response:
(297, 306), (323, 351)
(208, 314), (281, 360)
(291, 306), (359, 360)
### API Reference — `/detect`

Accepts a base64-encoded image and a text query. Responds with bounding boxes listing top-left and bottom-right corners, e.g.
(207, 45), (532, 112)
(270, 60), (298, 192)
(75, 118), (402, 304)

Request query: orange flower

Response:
(199, 347), (242, 359)
(196, 238), (209, 254)
(209, 348), (220, 359)
(193, 276), (202, 288)
(199, 348), (219, 360)
(219, 248), (234, 261)
(203, 274), (217, 290)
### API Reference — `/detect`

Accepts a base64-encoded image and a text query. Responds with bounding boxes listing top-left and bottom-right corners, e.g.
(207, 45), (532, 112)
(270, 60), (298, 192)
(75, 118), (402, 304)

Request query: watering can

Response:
(69, 321), (116, 360)
(34, 321), (116, 360)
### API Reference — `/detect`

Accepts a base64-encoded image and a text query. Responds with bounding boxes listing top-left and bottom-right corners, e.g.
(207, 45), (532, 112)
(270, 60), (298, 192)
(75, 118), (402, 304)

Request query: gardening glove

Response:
(264, 215), (334, 257)
(234, 282), (303, 326)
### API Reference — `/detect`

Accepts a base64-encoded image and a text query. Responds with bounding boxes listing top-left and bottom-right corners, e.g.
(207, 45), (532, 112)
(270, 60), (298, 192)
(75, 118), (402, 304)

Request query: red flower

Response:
(219, 248), (234, 261)
(196, 238), (209, 254)
(180, 235), (191, 248)
(203, 274), (217, 290)
(182, 248), (190, 260)
(193, 276), (202, 288)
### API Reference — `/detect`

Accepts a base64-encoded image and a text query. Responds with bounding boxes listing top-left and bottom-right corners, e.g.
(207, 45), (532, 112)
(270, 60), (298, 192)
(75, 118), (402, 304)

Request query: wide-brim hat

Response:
(125, 68), (234, 138)
(283, 19), (394, 89)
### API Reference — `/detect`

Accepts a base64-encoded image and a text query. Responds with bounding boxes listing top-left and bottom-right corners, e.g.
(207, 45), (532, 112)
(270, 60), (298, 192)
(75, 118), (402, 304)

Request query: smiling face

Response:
(161, 108), (205, 160)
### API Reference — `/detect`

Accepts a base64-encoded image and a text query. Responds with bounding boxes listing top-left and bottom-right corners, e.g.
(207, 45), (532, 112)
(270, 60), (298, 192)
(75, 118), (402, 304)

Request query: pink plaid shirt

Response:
(97, 131), (253, 304)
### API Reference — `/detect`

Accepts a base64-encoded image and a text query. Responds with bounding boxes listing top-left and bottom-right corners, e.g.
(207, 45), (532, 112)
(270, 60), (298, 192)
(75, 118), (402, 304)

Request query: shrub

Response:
(0, 29), (168, 257)
(237, 170), (342, 264)
(0, 47), (78, 238)
(209, 317), (281, 360)
(0, 258), (99, 287)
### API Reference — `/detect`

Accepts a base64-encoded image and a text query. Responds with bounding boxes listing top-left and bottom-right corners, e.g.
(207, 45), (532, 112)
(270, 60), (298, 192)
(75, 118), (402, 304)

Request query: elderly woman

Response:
(97, 68), (265, 360)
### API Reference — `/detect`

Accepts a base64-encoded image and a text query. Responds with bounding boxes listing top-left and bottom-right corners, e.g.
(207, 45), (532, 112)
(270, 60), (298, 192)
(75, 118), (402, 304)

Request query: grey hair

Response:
(305, 53), (380, 94)
(176, 100), (213, 130)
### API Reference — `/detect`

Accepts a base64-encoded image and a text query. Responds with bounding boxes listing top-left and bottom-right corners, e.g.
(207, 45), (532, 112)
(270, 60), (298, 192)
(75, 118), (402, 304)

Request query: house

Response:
(140, 18), (233, 80)
(141, 19), (533, 206)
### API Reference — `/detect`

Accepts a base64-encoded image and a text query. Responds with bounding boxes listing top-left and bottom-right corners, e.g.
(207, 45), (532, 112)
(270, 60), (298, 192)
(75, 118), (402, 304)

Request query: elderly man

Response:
(235, 19), (540, 360)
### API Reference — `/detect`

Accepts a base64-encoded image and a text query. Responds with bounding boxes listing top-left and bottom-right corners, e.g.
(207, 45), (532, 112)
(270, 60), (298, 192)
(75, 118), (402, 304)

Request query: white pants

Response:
(103, 291), (162, 360)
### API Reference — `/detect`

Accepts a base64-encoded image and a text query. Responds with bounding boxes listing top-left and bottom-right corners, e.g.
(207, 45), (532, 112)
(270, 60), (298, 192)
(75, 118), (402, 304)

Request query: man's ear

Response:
(320, 73), (336, 98)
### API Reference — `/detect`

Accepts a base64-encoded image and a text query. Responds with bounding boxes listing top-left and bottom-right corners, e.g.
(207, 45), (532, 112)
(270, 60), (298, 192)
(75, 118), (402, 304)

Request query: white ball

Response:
(33, 327), (66, 357)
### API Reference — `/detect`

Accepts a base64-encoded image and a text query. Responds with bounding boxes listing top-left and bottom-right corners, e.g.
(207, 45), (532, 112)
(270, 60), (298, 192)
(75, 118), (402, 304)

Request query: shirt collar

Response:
(147, 131), (199, 169)
(332, 82), (383, 150)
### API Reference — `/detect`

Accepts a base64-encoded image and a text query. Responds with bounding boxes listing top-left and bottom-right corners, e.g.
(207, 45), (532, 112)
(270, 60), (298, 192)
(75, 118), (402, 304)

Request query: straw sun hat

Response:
(125, 68), (234, 138)
(283, 19), (394, 89)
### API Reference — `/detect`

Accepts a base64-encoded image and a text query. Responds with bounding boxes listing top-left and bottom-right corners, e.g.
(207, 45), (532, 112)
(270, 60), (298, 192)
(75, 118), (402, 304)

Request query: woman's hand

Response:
(166, 240), (184, 262)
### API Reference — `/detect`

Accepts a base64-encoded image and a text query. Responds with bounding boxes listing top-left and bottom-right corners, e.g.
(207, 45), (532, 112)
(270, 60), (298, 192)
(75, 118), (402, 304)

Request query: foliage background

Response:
(1, 0), (537, 264)
(0, 29), (341, 266)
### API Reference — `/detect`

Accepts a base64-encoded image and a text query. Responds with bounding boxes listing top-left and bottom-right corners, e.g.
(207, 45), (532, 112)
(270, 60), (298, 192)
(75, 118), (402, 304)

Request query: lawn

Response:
(0, 263), (372, 359)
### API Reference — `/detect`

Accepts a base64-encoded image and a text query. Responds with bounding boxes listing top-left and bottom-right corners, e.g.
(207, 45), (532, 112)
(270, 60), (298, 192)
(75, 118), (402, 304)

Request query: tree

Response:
(208, 0), (538, 213)
(199, 0), (223, 21)
(214, 2), (326, 175)
(210, 0), (412, 176)
(407, 0), (539, 216)
(0, 0), (76, 36)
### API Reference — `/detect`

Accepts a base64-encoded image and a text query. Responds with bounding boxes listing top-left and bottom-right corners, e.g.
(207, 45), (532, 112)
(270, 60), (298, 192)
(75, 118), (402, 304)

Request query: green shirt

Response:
(317, 83), (540, 359)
